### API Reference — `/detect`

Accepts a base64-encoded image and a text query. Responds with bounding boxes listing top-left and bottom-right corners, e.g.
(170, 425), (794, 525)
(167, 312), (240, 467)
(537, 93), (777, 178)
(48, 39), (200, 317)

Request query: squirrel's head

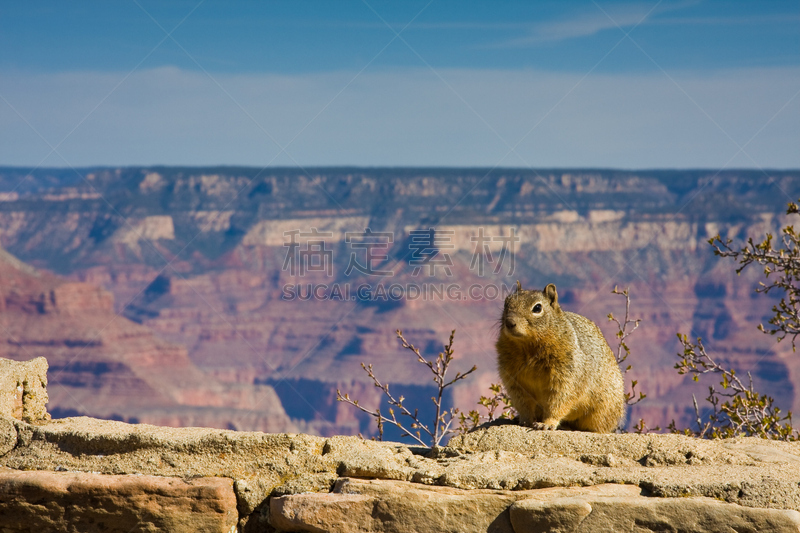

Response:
(499, 282), (562, 343)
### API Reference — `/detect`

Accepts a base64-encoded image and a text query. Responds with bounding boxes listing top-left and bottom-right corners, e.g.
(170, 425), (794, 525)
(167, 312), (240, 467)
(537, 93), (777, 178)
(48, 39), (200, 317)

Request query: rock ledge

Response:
(2, 415), (800, 532)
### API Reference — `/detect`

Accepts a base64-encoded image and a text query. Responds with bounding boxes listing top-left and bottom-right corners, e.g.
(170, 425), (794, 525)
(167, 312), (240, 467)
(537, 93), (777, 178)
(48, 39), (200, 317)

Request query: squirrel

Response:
(496, 282), (625, 433)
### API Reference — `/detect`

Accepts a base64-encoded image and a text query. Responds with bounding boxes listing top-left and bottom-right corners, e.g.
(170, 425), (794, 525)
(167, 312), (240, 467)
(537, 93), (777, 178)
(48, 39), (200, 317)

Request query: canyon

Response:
(0, 166), (798, 439)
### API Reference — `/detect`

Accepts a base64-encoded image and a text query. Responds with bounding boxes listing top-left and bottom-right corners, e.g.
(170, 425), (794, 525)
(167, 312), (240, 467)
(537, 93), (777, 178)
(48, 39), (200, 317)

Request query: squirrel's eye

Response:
(532, 303), (542, 313)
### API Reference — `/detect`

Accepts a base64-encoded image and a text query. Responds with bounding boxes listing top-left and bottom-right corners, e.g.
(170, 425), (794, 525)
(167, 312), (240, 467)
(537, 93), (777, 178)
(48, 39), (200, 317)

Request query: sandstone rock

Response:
(3, 416), (330, 481)
(271, 477), (519, 533)
(272, 492), (375, 533)
(509, 484), (800, 533)
(272, 478), (800, 533)
(235, 474), (283, 517)
(510, 496), (593, 532)
(0, 357), (48, 422)
(0, 469), (238, 532)
(271, 472), (340, 497)
(3, 415), (336, 528)
(237, 472), (340, 532)
(7, 418), (800, 527)
(272, 479), (800, 533)
(723, 441), (800, 464)
(449, 423), (758, 466)
(0, 416), (16, 456)
(322, 435), (418, 480)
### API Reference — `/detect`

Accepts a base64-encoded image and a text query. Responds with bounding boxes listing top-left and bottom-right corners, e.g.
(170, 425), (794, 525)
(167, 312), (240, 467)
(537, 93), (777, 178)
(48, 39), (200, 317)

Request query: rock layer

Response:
(0, 251), (296, 434)
(272, 479), (800, 533)
(2, 169), (800, 435)
(0, 468), (238, 533)
(3, 416), (800, 531)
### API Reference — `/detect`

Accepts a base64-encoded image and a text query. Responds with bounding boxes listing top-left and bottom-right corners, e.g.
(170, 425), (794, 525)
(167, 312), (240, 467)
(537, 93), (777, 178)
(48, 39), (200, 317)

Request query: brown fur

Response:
(496, 283), (625, 433)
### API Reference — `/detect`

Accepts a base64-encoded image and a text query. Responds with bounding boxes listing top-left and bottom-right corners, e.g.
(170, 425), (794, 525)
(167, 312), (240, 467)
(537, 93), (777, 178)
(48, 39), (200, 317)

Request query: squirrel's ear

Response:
(544, 284), (558, 307)
(516, 280), (522, 292)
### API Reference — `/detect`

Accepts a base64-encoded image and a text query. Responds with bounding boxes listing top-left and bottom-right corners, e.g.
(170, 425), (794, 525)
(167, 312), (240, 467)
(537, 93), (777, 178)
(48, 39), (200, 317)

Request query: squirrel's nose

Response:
(505, 318), (516, 330)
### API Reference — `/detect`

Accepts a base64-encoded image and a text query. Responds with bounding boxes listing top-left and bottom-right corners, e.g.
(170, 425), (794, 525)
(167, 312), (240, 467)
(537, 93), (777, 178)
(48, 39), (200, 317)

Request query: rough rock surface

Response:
(0, 357), (49, 423)
(272, 478), (800, 533)
(3, 417), (800, 531)
(508, 483), (800, 533)
(3, 416), (330, 531)
(0, 416), (16, 456)
(0, 467), (238, 532)
(272, 478), (520, 533)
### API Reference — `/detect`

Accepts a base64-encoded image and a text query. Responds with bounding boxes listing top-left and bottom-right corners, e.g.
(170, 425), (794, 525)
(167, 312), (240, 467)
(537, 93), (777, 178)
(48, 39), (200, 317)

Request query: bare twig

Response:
(337, 329), (477, 448)
(608, 286), (646, 406)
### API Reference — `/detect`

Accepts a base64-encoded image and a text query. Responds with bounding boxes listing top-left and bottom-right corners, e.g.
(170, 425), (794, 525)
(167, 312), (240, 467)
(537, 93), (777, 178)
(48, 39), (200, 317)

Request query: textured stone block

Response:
(0, 357), (48, 422)
(272, 479), (800, 533)
(0, 469), (238, 533)
(272, 478), (519, 533)
(510, 484), (800, 532)
(0, 416), (15, 457)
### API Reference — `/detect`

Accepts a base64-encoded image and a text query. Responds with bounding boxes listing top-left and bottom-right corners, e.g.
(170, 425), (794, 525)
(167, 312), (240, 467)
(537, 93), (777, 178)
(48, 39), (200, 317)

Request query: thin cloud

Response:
(486, 1), (698, 47)
(653, 13), (800, 25)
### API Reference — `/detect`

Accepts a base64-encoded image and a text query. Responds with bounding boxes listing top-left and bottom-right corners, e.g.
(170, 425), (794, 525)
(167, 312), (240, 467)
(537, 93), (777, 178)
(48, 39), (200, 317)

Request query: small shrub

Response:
(710, 200), (800, 349)
(608, 286), (647, 407)
(671, 334), (797, 440)
(457, 382), (517, 433)
(671, 199), (800, 440)
(336, 329), (476, 448)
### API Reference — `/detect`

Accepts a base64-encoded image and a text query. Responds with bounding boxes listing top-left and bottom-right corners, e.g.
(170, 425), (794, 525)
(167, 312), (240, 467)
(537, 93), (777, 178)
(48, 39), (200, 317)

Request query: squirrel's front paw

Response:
(530, 421), (558, 431)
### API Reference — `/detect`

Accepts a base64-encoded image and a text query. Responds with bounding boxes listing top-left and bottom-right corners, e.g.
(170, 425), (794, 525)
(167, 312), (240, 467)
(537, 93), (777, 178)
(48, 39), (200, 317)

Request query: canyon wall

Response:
(0, 166), (798, 437)
(0, 242), (295, 433)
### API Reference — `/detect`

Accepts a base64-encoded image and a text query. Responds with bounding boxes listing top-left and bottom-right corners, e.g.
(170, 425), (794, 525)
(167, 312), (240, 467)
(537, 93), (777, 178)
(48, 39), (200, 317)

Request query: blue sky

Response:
(1, 1), (798, 168)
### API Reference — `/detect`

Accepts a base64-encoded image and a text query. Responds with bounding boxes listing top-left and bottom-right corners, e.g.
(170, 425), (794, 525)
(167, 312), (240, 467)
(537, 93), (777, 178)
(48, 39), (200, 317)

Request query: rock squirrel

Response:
(496, 282), (625, 433)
